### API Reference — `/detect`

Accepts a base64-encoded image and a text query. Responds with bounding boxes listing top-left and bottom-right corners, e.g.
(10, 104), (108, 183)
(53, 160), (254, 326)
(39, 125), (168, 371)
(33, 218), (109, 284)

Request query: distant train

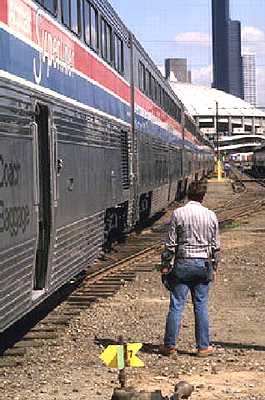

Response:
(0, 0), (214, 332)
(229, 153), (253, 171)
(252, 147), (265, 176)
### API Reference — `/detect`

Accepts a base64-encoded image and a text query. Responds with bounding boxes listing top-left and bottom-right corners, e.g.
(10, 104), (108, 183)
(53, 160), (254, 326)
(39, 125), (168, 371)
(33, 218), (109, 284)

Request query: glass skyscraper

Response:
(242, 54), (257, 106)
(212, 0), (244, 99)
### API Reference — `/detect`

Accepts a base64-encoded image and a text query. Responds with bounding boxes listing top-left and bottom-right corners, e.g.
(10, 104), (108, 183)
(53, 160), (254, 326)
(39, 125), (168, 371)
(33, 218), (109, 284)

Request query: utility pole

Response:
(216, 101), (222, 180)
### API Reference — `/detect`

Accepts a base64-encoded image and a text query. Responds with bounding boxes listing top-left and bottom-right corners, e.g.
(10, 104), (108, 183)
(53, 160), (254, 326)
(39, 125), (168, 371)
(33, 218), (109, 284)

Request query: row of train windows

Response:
(184, 116), (203, 141)
(138, 61), (181, 122)
(35, 0), (124, 74)
(185, 118), (201, 140)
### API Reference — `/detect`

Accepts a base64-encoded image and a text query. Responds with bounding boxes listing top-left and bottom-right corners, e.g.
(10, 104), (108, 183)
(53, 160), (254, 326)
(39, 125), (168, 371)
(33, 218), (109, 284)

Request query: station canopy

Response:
(169, 82), (265, 118)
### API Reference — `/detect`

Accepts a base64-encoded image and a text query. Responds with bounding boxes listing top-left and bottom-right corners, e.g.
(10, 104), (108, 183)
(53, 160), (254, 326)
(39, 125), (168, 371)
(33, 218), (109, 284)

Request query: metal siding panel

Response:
(150, 184), (170, 216)
(0, 83), (38, 332)
(0, 240), (35, 331)
(169, 181), (178, 203)
(0, 290), (32, 328)
(53, 106), (128, 226)
(49, 211), (104, 290)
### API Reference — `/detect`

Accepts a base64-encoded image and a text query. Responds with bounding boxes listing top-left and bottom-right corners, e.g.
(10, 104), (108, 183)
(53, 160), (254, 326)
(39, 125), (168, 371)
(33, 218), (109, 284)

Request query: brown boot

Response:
(196, 346), (214, 357)
(160, 345), (177, 356)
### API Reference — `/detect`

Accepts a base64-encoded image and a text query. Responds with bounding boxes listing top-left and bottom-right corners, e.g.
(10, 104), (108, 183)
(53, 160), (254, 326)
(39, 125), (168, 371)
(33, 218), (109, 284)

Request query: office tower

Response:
(165, 58), (191, 83)
(228, 20), (244, 98)
(242, 54), (257, 106)
(212, 0), (244, 98)
(212, 0), (230, 92)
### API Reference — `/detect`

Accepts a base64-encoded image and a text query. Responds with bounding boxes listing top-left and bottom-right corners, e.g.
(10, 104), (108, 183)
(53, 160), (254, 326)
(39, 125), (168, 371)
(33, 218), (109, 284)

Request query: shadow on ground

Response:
(94, 337), (195, 356)
(213, 341), (265, 352)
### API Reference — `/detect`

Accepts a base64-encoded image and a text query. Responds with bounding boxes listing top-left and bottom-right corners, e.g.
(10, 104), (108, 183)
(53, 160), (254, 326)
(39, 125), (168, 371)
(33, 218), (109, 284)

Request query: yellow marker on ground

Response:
(126, 343), (144, 367)
(100, 343), (144, 369)
(100, 345), (124, 369)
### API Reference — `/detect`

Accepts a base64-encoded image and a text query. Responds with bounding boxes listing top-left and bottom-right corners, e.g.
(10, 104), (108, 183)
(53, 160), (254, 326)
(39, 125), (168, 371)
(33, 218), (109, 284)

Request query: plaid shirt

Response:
(165, 201), (220, 260)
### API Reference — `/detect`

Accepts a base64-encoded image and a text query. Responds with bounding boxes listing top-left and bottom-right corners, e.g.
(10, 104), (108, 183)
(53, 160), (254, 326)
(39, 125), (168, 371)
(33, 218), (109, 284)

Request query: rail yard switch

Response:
(111, 388), (165, 400)
(100, 343), (144, 369)
(110, 381), (194, 400)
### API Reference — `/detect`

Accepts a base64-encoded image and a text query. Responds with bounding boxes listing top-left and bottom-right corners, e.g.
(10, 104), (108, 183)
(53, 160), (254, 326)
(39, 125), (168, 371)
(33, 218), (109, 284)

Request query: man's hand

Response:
(160, 249), (174, 275)
(160, 266), (170, 275)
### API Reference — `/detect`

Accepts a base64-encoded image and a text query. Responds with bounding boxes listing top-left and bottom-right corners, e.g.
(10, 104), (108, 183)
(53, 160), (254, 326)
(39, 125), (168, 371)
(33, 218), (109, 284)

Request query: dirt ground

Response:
(1, 180), (265, 400)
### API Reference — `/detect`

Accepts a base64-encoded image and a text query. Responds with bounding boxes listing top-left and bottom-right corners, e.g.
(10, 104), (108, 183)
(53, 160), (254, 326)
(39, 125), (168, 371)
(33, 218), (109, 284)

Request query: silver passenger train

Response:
(0, 0), (214, 332)
(252, 147), (265, 176)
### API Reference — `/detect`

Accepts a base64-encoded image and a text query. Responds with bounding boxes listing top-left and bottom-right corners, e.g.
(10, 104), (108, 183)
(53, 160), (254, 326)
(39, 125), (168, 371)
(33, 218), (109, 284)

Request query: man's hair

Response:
(187, 180), (207, 202)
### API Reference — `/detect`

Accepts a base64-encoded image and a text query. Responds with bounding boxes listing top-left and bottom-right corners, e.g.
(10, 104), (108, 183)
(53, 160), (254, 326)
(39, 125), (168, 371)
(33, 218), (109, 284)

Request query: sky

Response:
(109, 0), (265, 106)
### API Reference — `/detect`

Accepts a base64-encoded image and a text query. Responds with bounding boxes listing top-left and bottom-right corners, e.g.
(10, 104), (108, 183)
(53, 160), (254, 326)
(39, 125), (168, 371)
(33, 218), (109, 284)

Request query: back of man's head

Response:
(187, 180), (207, 203)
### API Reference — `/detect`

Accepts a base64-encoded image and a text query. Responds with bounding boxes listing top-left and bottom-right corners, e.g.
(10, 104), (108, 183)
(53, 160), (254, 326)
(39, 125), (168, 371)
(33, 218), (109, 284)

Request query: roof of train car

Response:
(92, 0), (130, 43)
(96, 0), (184, 109)
(131, 33), (184, 107)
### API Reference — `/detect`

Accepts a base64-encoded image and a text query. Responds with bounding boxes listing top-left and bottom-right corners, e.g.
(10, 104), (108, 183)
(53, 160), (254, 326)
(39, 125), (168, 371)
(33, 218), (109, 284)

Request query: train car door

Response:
(32, 104), (52, 295)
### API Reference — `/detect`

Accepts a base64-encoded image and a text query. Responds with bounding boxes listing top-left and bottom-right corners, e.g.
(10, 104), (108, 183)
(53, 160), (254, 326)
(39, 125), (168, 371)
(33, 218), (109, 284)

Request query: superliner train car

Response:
(0, 0), (214, 332)
(252, 147), (265, 176)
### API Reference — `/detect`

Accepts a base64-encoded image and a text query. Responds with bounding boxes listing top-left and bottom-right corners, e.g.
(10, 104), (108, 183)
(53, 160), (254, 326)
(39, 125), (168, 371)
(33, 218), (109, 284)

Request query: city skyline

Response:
(109, 0), (265, 106)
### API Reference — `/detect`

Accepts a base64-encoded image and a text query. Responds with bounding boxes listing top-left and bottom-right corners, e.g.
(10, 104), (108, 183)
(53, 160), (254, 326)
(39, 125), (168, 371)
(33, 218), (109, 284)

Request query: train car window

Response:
(160, 86), (163, 107)
(102, 22), (106, 57)
(155, 81), (159, 103)
(150, 76), (155, 100)
(139, 61), (145, 92)
(84, 0), (98, 50)
(165, 93), (169, 113)
(138, 63), (141, 90)
(185, 116), (196, 136)
(84, 2), (91, 45)
(61, 0), (70, 27)
(36, 0), (57, 14)
(114, 34), (124, 74)
(170, 100), (174, 117)
(70, 0), (81, 34)
(148, 71), (152, 98)
(158, 86), (161, 106)
(161, 88), (165, 108)
(155, 83), (158, 103)
(90, 5), (98, 49)
(145, 70), (150, 97)
(176, 105), (181, 122)
(101, 18), (112, 63)
(106, 25), (112, 62)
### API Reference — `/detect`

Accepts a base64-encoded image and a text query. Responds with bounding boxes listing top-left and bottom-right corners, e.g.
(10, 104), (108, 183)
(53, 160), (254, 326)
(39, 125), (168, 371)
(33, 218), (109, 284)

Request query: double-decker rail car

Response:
(252, 147), (265, 176)
(0, 0), (214, 332)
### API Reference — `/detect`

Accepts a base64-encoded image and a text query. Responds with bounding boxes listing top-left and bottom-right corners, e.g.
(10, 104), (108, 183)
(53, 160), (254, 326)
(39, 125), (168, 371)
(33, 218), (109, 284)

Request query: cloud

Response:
(256, 67), (265, 106)
(191, 65), (212, 86)
(174, 32), (210, 47)
(241, 26), (265, 43)
(157, 64), (165, 77)
(241, 26), (265, 56)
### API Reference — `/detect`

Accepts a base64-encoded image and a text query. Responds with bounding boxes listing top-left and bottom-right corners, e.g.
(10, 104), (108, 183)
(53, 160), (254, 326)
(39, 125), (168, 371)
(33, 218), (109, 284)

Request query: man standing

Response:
(161, 180), (220, 357)
(223, 161), (231, 178)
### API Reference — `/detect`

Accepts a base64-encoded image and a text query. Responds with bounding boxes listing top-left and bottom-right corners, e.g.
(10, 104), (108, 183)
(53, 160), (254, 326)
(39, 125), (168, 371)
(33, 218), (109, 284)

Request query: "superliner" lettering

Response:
(33, 10), (74, 85)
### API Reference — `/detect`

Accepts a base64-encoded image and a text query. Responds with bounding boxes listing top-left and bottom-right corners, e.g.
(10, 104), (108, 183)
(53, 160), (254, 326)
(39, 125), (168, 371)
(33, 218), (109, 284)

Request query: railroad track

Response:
(216, 166), (265, 224)
(1, 177), (265, 368)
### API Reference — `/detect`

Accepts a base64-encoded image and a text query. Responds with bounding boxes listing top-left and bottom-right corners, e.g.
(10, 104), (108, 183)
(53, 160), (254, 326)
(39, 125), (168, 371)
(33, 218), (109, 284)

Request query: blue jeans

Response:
(164, 259), (210, 349)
